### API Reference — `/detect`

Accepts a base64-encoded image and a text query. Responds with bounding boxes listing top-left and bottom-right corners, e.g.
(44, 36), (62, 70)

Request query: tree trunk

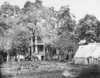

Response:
(47, 45), (50, 60)
(7, 51), (10, 62)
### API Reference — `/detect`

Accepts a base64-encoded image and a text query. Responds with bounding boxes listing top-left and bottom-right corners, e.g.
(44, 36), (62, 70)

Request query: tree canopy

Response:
(0, 0), (100, 55)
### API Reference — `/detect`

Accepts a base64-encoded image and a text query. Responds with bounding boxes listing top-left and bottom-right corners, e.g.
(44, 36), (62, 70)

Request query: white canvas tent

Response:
(73, 43), (100, 65)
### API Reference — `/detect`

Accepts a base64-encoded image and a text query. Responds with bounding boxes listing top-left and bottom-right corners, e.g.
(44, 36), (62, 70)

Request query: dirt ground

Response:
(0, 61), (80, 78)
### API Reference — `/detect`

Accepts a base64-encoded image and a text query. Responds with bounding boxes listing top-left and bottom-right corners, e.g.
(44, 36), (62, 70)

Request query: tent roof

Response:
(74, 43), (100, 58)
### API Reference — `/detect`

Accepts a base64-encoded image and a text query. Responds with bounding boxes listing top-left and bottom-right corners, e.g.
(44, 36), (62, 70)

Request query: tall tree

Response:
(76, 14), (100, 43)
(55, 6), (77, 54)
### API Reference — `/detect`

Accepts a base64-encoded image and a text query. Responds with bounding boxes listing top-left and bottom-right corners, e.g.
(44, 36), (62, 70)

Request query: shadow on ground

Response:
(76, 65), (100, 78)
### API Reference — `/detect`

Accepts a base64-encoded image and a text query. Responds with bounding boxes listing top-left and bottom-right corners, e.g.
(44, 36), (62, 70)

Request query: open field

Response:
(1, 61), (81, 78)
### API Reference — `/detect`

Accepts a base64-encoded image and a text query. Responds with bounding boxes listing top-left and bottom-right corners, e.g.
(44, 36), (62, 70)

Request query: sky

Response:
(0, 0), (100, 21)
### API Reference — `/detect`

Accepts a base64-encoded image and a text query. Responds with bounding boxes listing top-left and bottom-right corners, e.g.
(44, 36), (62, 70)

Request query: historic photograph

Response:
(0, 0), (100, 78)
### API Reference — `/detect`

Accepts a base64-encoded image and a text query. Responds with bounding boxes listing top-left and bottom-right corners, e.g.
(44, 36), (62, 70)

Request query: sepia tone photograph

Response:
(0, 0), (100, 78)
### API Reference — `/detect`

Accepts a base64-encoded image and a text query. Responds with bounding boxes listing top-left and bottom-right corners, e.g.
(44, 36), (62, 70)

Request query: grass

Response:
(1, 61), (67, 78)
(2, 61), (100, 78)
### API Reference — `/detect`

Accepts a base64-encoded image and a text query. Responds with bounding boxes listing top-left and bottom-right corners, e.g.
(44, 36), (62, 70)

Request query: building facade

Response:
(29, 36), (45, 60)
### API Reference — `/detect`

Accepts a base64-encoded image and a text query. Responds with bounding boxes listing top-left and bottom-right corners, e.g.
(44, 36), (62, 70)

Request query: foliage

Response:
(0, 1), (100, 56)
(55, 31), (78, 53)
(55, 6), (78, 53)
(76, 14), (100, 43)
(57, 6), (76, 33)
